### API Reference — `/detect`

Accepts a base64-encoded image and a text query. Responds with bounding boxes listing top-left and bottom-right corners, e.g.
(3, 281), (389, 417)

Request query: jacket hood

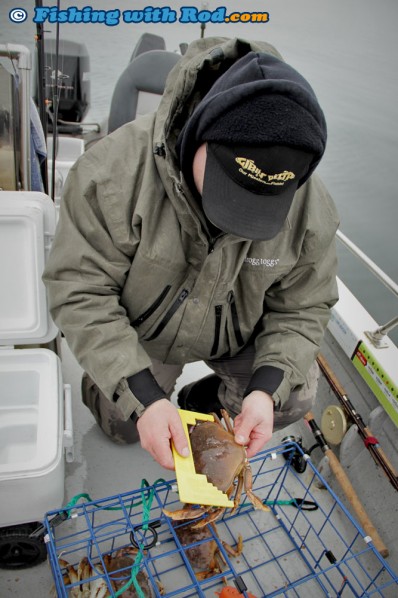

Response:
(153, 37), (284, 203)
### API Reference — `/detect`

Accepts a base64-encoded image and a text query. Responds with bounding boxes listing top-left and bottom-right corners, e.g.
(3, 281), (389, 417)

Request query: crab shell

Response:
(189, 418), (247, 493)
(173, 519), (242, 580)
(173, 520), (220, 574)
(104, 548), (157, 597)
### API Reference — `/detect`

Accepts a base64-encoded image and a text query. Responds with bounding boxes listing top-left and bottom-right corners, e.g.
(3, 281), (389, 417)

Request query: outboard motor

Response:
(35, 38), (90, 131)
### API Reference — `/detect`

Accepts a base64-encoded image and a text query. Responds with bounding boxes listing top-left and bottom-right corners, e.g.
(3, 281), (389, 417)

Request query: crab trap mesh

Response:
(44, 442), (398, 597)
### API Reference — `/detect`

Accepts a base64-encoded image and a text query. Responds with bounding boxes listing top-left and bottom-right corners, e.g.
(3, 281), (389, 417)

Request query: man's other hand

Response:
(233, 390), (274, 457)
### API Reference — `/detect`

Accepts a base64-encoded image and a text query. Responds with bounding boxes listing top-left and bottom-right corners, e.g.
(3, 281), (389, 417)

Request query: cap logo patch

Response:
(235, 157), (295, 186)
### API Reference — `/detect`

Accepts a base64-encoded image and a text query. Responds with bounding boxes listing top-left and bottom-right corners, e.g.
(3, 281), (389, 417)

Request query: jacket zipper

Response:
(228, 290), (244, 347)
(132, 285), (172, 327)
(210, 305), (223, 356)
(208, 239), (216, 254)
(146, 288), (190, 341)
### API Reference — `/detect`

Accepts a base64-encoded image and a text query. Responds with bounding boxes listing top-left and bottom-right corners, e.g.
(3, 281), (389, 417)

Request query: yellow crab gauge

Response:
(172, 409), (234, 507)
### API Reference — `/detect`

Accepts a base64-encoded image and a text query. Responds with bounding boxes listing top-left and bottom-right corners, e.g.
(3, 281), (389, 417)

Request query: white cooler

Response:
(0, 192), (73, 531)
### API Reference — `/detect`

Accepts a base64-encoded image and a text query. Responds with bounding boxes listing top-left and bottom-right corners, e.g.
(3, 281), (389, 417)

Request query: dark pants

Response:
(82, 344), (319, 444)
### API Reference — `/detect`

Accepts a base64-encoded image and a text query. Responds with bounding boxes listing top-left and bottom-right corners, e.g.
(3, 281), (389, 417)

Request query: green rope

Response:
(63, 478), (167, 513)
(111, 543), (146, 598)
(241, 498), (297, 508)
(109, 479), (156, 598)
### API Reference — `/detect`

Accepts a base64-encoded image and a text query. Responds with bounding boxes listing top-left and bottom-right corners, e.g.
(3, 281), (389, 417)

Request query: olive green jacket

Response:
(43, 37), (339, 420)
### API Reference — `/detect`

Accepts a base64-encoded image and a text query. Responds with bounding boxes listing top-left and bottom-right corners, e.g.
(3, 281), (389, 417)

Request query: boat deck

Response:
(1, 334), (397, 597)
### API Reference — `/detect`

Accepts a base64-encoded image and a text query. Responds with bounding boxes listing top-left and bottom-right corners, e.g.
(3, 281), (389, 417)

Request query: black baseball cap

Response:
(203, 143), (313, 240)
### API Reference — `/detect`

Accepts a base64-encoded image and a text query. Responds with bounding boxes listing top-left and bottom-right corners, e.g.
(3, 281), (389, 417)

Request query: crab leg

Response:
(59, 559), (83, 598)
(191, 507), (225, 528)
(243, 464), (270, 512)
(195, 565), (222, 581)
(221, 535), (243, 558)
(89, 563), (110, 598)
(78, 557), (92, 598)
(220, 409), (234, 434)
(230, 471), (244, 515)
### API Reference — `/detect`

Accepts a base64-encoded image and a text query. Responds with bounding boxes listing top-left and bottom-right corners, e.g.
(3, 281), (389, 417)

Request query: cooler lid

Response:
(0, 192), (58, 344)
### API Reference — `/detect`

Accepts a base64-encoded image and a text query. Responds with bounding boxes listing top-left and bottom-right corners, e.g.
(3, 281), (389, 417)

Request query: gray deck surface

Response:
(1, 335), (397, 596)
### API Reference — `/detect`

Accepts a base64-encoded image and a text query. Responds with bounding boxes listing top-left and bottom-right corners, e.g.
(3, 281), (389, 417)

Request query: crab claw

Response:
(163, 506), (208, 521)
(246, 490), (270, 512)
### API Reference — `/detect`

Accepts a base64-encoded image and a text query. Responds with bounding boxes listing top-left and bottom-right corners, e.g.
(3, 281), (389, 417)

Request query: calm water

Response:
(1, 0), (397, 340)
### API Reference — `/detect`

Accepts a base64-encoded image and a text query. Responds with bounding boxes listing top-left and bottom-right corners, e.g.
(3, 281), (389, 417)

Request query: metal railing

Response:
(336, 230), (398, 347)
(0, 44), (32, 191)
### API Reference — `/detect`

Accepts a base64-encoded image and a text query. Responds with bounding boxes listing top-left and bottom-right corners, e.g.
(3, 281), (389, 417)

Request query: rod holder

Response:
(365, 315), (398, 348)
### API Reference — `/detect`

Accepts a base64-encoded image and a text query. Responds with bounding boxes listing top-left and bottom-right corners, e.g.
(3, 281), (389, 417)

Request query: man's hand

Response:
(136, 399), (190, 470)
(233, 390), (274, 458)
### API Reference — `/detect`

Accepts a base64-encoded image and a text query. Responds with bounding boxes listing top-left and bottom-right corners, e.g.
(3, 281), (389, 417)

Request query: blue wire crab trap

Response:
(44, 442), (398, 597)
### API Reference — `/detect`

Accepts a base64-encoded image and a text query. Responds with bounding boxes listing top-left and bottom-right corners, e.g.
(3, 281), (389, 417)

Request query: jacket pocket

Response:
(228, 290), (244, 347)
(145, 288), (190, 341)
(132, 285), (172, 328)
(210, 304), (223, 357)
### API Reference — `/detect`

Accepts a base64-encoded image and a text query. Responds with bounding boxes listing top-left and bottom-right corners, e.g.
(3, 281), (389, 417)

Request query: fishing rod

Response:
(34, 0), (49, 194)
(200, 2), (209, 38)
(317, 353), (398, 492)
(304, 411), (389, 558)
(50, 0), (61, 202)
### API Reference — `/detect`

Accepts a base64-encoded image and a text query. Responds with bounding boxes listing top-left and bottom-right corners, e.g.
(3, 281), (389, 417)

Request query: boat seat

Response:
(129, 32), (166, 62)
(108, 50), (180, 133)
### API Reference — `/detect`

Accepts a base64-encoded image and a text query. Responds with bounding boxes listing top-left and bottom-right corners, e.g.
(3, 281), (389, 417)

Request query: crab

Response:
(163, 409), (269, 527)
(57, 555), (111, 598)
(103, 547), (162, 597)
(172, 518), (243, 581)
(57, 547), (161, 597)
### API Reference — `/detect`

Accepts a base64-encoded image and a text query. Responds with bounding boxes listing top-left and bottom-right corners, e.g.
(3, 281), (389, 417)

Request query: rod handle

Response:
(305, 412), (389, 558)
(326, 449), (389, 557)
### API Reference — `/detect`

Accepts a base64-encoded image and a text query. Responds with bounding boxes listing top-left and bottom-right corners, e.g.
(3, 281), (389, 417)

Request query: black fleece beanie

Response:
(177, 51), (327, 194)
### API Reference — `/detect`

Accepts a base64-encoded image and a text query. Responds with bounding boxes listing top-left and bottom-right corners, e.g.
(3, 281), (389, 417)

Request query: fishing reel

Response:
(281, 435), (309, 474)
